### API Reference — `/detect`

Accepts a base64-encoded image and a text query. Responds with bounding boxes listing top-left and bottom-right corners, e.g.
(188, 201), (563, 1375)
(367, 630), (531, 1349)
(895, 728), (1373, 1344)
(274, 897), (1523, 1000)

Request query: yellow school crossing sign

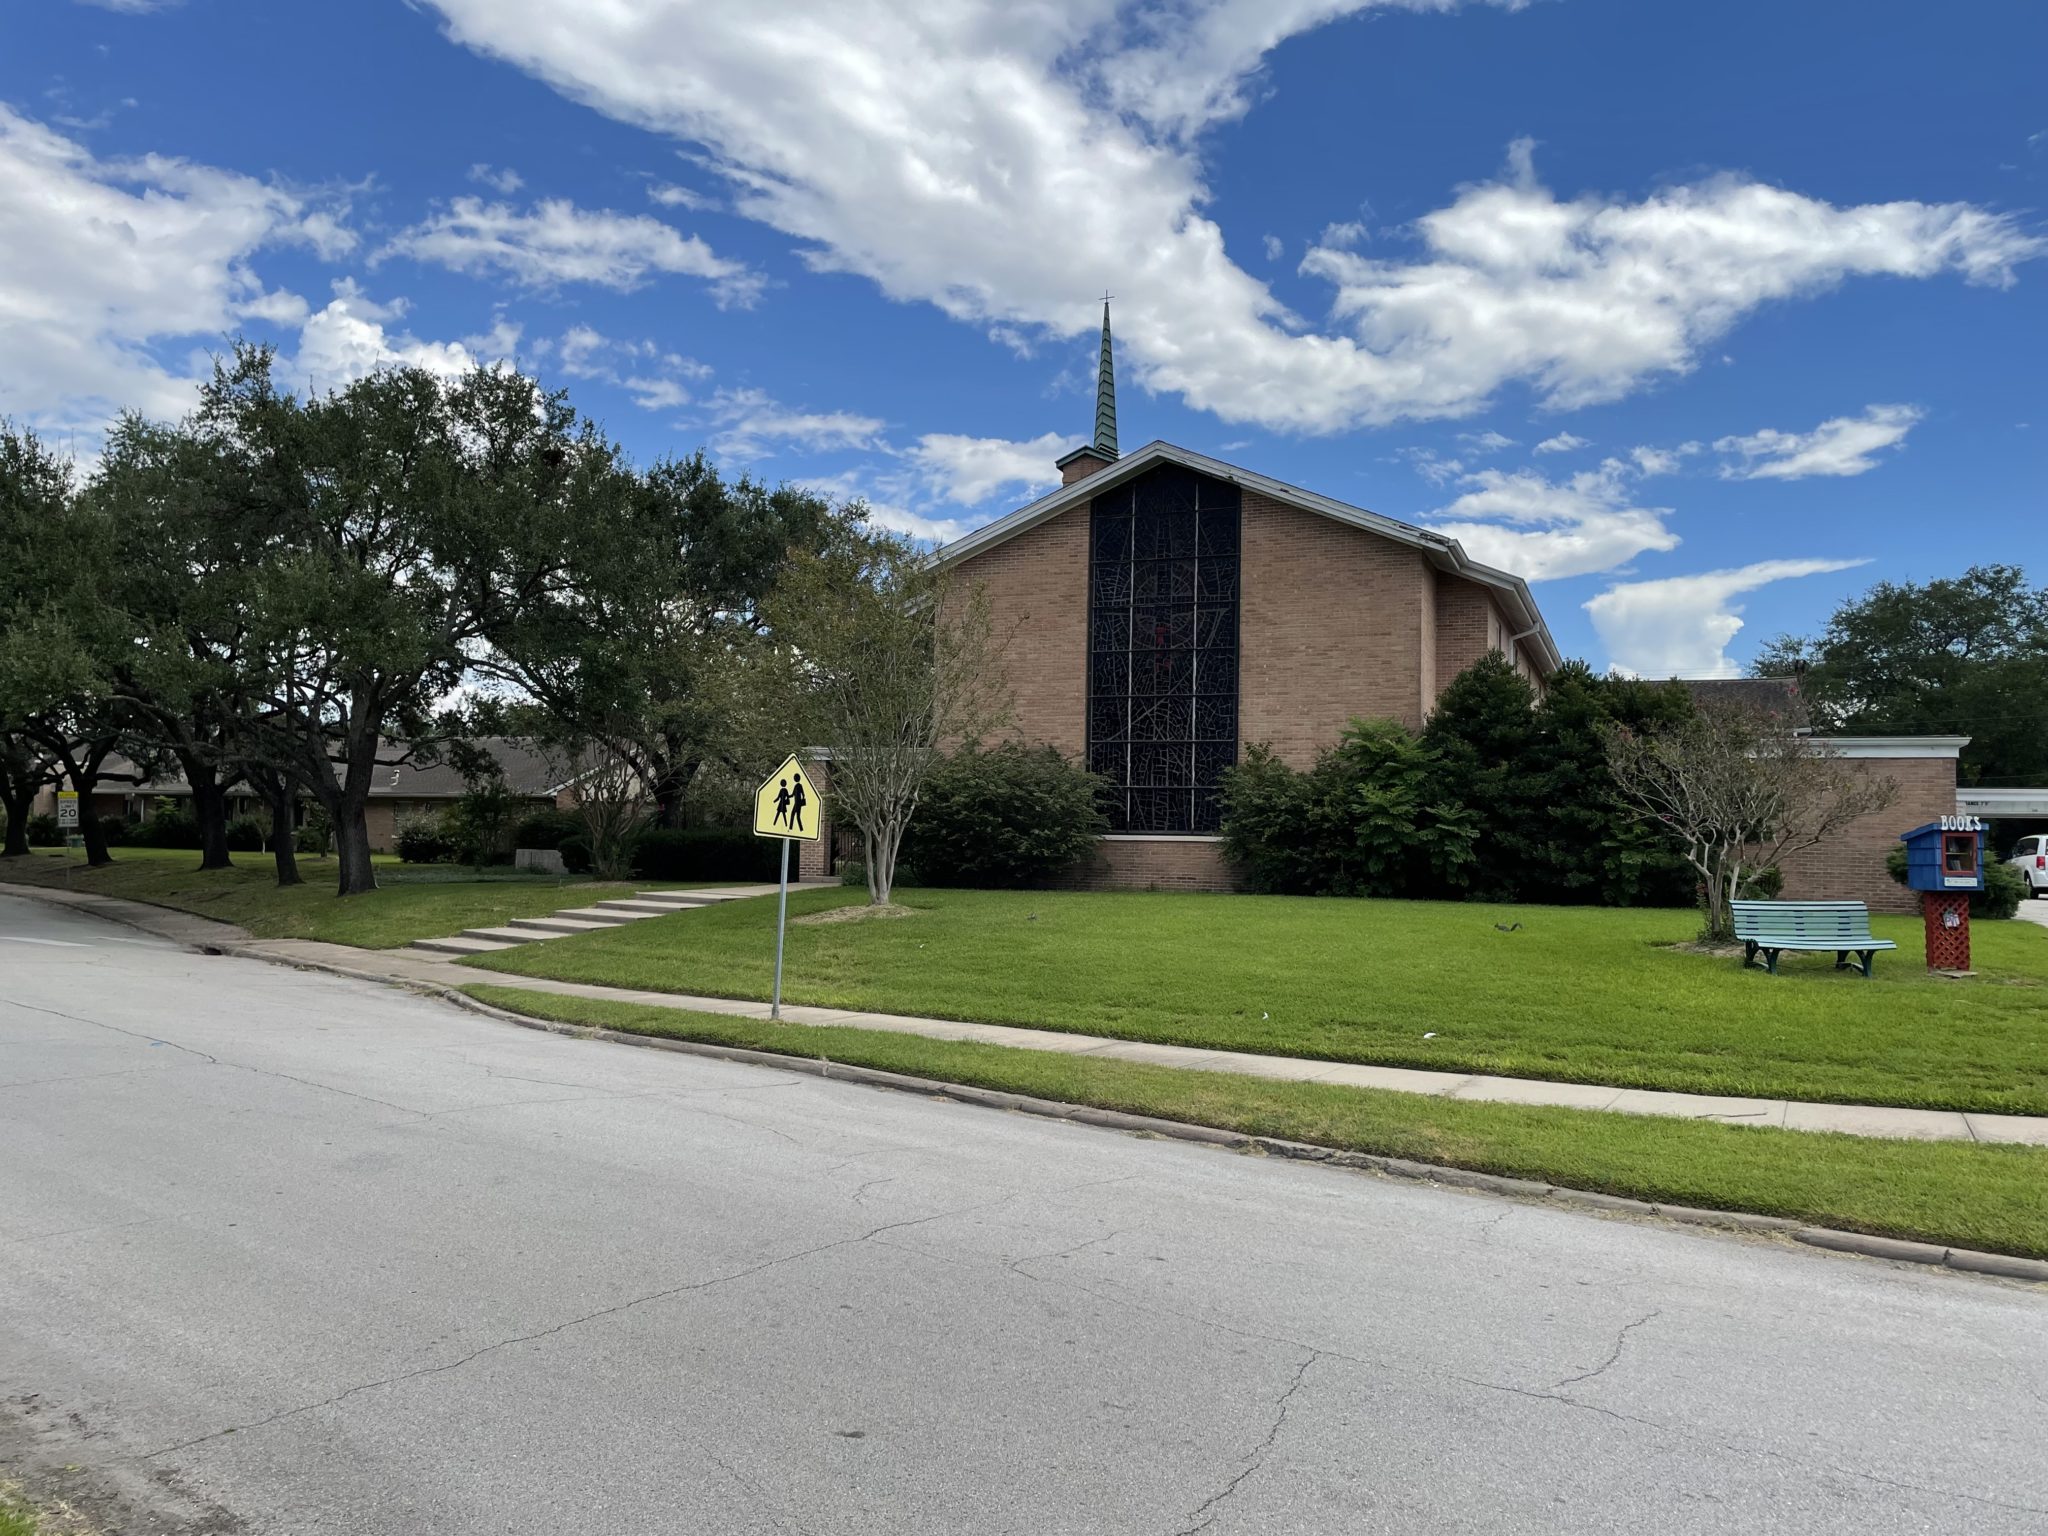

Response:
(753, 752), (823, 1020)
(753, 754), (822, 842)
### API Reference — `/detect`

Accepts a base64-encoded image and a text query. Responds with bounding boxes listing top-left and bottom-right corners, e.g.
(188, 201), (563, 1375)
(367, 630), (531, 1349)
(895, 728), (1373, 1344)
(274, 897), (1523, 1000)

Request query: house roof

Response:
(106, 737), (570, 800)
(937, 439), (1563, 676)
(1678, 676), (1803, 713)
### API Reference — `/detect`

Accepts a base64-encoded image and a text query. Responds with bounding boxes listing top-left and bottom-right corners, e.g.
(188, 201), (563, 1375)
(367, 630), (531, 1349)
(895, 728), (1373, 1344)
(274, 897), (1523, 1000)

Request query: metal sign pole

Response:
(771, 836), (791, 1020)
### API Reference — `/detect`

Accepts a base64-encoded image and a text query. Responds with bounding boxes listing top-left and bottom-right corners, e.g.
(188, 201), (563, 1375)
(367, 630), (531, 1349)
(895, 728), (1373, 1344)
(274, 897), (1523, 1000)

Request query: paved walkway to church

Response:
(9, 881), (2047, 1148)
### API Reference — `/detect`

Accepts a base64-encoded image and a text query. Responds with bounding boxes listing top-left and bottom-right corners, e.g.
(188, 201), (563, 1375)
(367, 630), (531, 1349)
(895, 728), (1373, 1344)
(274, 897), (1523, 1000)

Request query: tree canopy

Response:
(1755, 564), (2048, 787)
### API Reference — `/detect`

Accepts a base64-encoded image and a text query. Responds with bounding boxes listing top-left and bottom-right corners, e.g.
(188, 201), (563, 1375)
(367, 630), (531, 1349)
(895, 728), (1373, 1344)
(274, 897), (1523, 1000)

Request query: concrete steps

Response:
(407, 886), (763, 960)
(412, 934), (525, 956)
(503, 915), (626, 937)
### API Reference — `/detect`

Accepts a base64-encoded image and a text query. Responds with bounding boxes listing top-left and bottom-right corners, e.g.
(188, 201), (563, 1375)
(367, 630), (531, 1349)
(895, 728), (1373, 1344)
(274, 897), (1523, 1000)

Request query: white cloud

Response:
(1714, 403), (1925, 481)
(293, 280), (478, 390)
(1627, 441), (1699, 477)
(648, 181), (712, 211)
(1428, 458), (1681, 581)
(72, 0), (180, 10)
(421, 3), (2041, 433)
(1262, 233), (1284, 261)
(1534, 432), (1588, 454)
(552, 324), (711, 411)
(1455, 429), (1516, 453)
(704, 387), (883, 460)
(1318, 219), (1368, 249)
(906, 432), (1067, 505)
(380, 195), (762, 305)
(795, 470), (974, 544)
(0, 105), (355, 437)
(467, 162), (524, 194)
(1584, 558), (1868, 678)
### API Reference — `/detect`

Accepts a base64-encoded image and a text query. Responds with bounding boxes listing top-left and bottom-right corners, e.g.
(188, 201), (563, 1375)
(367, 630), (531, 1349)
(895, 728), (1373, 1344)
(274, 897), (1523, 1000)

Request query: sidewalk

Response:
(10, 880), (2047, 1148)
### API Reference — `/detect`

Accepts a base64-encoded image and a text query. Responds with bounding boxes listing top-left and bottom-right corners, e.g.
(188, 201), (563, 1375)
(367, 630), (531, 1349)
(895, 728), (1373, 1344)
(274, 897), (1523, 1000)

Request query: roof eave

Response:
(937, 440), (1562, 676)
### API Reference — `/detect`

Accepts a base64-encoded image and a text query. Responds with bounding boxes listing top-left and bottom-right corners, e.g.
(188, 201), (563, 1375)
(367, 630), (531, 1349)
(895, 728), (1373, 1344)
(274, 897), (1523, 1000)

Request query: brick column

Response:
(796, 760), (834, 881)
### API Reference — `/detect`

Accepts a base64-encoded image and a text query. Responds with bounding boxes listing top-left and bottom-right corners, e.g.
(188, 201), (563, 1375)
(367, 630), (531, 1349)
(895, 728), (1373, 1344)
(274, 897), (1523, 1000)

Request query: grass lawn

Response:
(463, 985), (2048, 1259)
(0, 846), (662, 950)
(463, 886), (2048, 1115)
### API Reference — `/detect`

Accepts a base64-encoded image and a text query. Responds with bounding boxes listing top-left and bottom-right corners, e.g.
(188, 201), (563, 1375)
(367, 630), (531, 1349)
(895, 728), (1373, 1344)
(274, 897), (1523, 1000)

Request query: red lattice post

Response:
(1921, 891), (1971, 972)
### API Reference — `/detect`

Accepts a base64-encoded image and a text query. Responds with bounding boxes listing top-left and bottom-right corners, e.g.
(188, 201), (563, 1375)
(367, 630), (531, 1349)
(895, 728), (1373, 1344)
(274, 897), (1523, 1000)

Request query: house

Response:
(38, 738), (574, 853)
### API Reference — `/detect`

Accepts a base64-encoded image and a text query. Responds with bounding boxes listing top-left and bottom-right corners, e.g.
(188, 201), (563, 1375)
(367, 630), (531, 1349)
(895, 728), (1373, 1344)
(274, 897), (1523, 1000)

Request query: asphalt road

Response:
(3, 894), (2045, 1535)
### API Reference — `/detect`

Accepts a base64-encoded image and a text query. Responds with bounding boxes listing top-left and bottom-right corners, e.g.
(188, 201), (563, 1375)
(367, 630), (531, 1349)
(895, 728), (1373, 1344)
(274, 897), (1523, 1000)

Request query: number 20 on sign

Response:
(753, 755), (822, 1019)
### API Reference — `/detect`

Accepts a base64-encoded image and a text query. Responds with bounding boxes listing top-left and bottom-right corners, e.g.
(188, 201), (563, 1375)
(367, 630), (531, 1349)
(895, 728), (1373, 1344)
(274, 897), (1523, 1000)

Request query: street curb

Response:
(427, 984), (2047, 1287)
(6, 880), (2045, 1285)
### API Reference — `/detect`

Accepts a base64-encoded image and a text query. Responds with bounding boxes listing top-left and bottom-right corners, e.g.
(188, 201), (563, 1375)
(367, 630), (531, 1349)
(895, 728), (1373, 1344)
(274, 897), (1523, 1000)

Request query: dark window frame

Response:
(1086, 466), (1241, 834)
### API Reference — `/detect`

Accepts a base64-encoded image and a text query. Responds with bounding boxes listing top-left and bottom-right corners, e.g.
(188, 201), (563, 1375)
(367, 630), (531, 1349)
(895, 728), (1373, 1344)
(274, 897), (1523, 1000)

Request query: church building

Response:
(938, 306), (1560, 891)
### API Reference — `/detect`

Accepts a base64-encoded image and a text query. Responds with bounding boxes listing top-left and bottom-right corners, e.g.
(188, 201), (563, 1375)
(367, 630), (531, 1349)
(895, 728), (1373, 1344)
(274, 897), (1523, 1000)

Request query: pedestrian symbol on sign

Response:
(753, 755), (821, 843)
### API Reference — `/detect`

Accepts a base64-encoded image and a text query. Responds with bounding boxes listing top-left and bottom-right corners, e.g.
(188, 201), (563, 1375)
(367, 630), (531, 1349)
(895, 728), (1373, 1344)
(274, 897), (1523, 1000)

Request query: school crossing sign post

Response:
(753, 753), (822, 1020)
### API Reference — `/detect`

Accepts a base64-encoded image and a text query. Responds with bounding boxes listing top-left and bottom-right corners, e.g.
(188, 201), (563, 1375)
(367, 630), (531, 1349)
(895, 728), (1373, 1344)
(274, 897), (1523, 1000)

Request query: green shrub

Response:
(1220, 722), (1478, 899)
(900, 743), (1107, 889)
(632, 827), (779, 882)
(557, 834), (594, 875)
(394, 813), (457, 864)
(224, 814), (266, 852)
(26, 813), (61, 846)
(1736, 864), (1784, 901)
(128, 800), (201, 849)
(1977, 859), (2027, 920)
(99, 815), (130, 847)
(838, 857), (866, 888)
(513, 808), (580, 851)
(448, 777), (524, 866)
(295, 806), (333, 857)
(1884, 841), (2025, 920)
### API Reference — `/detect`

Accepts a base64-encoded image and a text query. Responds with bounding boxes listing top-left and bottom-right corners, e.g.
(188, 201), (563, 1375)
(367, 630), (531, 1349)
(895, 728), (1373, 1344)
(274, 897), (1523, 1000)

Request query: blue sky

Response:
(5, 0), (2043, 676)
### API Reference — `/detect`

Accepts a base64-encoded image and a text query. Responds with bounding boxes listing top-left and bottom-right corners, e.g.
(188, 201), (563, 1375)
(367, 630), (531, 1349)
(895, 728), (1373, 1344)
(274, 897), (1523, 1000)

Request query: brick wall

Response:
(364, 802), (398, 854)
(1240, 491), (1435, 756)
(1775, 756), (1958, 914)
(949, 505), (1089, 758)
(1054, 837), (1235, 892)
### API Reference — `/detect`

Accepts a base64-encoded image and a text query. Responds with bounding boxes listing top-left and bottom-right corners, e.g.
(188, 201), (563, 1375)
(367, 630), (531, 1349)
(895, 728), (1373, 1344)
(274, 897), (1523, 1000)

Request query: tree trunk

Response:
(189, 771), (233, 871)
(1700, 861), (1733, 943)
(63, 759), (113, 868)
(333, 796), (378, 896)
(1, 778), (33, 857)
(257, 772), (301, 887)
(650, 758), (693, 829)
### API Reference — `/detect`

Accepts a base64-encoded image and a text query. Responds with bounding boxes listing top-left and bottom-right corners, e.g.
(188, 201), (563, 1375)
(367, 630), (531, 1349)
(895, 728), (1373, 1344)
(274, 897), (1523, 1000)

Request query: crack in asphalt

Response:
(1006, 1227), (1136, 1278)
(1169, 1352), (1321, 1535)
(133, 1188), (1048, 1465)
(1549, 1309), (1661, 1390)
(3, 998), (220, 1064)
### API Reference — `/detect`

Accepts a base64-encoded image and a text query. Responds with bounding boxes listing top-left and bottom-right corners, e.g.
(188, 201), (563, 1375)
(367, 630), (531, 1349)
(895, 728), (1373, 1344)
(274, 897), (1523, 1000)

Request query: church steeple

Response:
(1092, 299), (1118, 458)
(1057, 295), (1123, 486)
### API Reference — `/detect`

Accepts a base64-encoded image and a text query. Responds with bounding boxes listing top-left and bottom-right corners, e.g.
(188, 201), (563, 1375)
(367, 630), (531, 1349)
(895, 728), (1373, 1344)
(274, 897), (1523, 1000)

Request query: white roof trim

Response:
(1816, 735), (1971, 759)
(937, 440), (1561, 676)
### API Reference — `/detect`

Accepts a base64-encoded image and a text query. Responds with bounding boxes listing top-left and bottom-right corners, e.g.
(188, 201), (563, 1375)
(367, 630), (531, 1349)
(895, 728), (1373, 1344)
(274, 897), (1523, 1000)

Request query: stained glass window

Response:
(1087, 465), (1240, 833)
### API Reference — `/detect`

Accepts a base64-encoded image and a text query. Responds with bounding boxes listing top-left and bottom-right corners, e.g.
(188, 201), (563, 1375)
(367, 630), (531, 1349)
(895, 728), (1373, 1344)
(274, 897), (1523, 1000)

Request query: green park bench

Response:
(1731, 900), (1897, 978)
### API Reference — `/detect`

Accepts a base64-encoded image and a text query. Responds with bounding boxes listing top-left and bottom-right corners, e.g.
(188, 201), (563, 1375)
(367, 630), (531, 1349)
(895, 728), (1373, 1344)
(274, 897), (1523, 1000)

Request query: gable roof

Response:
(937, 440), (1561, 675)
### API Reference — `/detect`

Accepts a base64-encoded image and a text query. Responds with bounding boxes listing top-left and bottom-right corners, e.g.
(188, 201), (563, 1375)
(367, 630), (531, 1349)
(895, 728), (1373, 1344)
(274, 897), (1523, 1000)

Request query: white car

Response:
(2009, 834), (2048, 898)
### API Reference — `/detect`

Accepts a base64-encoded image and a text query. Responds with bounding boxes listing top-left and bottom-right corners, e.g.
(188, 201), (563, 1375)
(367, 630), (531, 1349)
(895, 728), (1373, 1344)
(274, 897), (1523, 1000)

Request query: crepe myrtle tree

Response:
(1605, 697), (1898, 942)
(762, 525), (1010, 905)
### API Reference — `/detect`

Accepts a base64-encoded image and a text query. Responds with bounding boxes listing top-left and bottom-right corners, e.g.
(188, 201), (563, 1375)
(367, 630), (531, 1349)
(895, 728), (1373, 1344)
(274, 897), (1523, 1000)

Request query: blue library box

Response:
(1900, 817), (1985, 894)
